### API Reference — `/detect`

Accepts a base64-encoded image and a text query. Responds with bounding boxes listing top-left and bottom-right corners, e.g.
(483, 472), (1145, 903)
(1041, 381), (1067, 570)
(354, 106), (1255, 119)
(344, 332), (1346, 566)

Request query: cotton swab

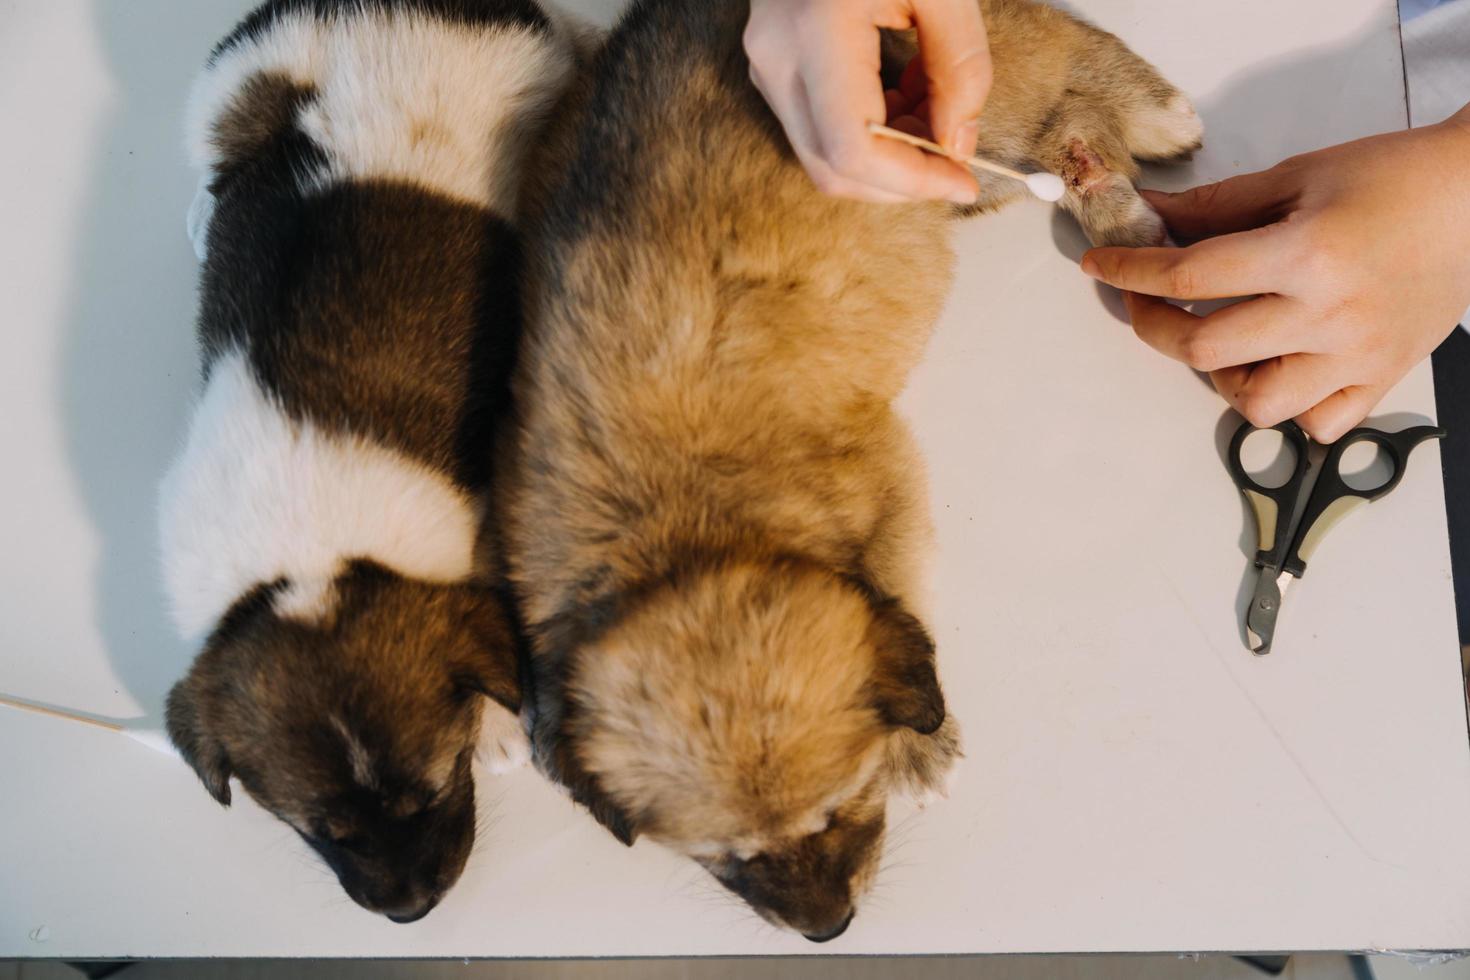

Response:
(867, 122), (1067, 202)
(0, 693), (180, 760)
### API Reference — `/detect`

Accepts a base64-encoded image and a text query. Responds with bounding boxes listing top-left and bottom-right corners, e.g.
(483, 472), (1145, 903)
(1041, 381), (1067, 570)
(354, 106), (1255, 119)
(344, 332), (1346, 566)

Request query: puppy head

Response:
(559, 559), (950, 941)
(165, 563), (519, 923)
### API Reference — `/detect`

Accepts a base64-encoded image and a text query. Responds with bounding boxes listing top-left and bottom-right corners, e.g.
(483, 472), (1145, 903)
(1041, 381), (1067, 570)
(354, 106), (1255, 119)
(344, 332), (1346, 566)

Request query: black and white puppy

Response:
(159, 0), (578, 923)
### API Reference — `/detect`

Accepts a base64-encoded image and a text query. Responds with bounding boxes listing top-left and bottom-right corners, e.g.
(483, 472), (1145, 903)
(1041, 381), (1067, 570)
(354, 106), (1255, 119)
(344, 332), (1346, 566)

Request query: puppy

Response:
(502, 0), (1200, 940)
(159, 0), (578, 922)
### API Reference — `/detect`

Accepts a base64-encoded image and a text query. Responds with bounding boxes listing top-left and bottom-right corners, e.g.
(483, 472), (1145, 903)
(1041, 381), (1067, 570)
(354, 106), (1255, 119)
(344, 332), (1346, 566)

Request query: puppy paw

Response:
(1124, 93), (1204, 162)
(475, 703), (531, 775)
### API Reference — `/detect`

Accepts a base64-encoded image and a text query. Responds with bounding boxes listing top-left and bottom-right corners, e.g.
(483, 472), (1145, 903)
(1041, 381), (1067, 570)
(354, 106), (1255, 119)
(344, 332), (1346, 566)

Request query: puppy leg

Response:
(476, 701), (531, 775)
(1030, 26), (1202, 246)
(1038, 113), (1170, 248)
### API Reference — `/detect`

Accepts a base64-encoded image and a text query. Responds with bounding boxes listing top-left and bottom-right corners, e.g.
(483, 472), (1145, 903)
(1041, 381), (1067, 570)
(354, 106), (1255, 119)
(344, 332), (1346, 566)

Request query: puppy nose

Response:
(802, 911), (854, 943)
(383, 897), (438, 924)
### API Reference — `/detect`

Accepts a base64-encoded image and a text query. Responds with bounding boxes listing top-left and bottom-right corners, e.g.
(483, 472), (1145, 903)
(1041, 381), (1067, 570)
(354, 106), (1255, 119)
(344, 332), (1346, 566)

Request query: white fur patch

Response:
(183, 8), (576, 216)
(272, 575), (338, 625)
(158, 351), (481, 641)
(331, 715), (378, 789)
(475, 701), (531, 775)
(1125, 93), (1204, 159)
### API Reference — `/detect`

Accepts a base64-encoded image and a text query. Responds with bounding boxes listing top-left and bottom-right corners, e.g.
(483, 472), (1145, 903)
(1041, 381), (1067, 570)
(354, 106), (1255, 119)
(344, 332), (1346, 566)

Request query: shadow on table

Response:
(58, 0), (253, 720)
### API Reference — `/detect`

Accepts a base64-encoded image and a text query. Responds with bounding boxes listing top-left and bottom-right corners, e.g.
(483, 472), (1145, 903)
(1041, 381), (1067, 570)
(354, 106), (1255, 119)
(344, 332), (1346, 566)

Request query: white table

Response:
(3, 0), (1467, 959)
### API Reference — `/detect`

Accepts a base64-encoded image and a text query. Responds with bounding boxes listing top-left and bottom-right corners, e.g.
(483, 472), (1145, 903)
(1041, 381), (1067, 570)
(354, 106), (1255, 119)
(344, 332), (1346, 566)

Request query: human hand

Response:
(1081, 106), (1470, 441)
(745, 0), (991, 204)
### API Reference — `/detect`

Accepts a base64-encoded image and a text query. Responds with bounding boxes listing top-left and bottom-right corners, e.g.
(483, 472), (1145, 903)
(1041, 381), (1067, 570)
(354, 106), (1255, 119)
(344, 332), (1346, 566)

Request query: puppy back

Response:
(185, 0), (578, 483)
(507, 0), (951, 629)
(162, 0), (577, 638)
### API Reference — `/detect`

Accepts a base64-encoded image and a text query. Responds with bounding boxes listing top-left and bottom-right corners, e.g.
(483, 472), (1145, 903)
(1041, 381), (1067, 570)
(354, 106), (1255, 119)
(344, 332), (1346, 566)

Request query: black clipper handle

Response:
(1280, 424), (1446, 577)
(1228, 419), (1311, 571)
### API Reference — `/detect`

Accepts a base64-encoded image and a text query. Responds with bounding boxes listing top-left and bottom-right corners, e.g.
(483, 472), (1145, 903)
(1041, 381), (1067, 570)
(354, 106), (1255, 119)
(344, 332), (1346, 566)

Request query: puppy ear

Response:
(165, 669), (234, 806)
(866, 598), (946, 735)
(580, 787), (640, 847)
(455, 660), (520, 715)
(453, 588), (523, 714)
(526, 617), (640, 846)
(533, 713), (640, 846)
(559, 744), (640, 846)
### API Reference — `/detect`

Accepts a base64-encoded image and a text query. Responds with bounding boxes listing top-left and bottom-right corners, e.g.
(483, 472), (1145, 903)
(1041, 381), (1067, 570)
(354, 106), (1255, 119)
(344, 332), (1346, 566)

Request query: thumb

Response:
(1143, 165), (1299, 241)
(913, 0), (992, 158)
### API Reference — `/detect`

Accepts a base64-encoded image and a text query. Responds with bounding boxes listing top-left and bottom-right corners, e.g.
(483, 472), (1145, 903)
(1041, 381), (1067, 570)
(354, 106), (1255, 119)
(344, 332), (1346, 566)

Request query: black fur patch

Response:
(211, 0), (551, 64)
(200, 172), (523, 490)
(195, 29), (525, 492)
(210, 179), (522, 489)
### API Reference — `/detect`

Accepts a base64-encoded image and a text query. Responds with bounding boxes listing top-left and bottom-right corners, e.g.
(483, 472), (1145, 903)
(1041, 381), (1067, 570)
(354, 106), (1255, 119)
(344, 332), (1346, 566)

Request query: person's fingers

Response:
(1082, 222), (1298, 300)
(799, 11), (977, 202)
(1209, 353), (1352, 429)
(752, 65), (912, 203)
(1294, 385), (1384, 443)
(1138, 165), (1300, 241)
(1123, 293), (1304, 372)
(911, 0), (992, 158)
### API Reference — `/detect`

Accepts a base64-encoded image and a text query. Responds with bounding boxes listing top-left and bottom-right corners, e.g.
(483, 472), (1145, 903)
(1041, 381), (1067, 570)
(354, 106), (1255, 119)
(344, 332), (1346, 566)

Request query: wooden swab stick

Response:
(867, 122), (1066, 202)
(0, 693), (123, 732)
(0, 693), (179, 758)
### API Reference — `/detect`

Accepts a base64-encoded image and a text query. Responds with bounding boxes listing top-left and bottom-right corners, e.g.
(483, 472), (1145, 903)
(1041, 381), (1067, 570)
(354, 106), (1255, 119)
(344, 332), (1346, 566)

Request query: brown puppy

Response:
(503, 0), (1200, 940)
(159, 0), (579, 922)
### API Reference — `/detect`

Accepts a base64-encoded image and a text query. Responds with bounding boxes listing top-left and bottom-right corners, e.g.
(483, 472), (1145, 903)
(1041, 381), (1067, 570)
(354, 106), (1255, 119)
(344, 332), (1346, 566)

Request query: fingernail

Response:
(1139, 188), (1171, 203)
(1080, 255), (1101, 279)
(950, 118), (981, 158)
(947, 184), (979, 206)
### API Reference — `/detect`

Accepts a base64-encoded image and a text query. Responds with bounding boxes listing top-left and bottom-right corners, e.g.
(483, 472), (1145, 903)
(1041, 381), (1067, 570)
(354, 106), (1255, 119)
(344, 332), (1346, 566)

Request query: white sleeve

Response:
(1402, 0), (1470, 127)
(1401, 0), (1470, 329)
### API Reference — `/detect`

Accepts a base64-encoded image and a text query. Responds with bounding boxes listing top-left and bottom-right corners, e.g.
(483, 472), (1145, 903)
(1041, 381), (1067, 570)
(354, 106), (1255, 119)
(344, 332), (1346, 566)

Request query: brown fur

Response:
(163, 0), (575, 923)
(502, 0), (1200, 939)
(167, 565), (520, 922)
(885, 0), (1204, 243)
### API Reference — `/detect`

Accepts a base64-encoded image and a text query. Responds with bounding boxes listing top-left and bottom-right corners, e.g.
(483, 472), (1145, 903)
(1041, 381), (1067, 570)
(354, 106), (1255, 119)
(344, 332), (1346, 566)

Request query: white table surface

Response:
(3, 0), (1468, 959)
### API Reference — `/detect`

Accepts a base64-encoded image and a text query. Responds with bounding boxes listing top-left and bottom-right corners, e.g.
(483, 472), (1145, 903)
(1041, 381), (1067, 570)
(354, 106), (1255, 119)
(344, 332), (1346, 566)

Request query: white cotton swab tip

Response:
(866, 122), (1065, 202)
(124, 727), (182, 760)
(1024, 172), (1066, 203)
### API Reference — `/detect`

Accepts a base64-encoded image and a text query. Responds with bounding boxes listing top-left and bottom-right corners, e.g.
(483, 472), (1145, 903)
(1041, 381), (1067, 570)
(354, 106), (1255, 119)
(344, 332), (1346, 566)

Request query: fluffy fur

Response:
(160, 0), (577, 923)
(159, 350), (481, 640)
(502, 0), (1201, 940)
(185, 3), (569, 215)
